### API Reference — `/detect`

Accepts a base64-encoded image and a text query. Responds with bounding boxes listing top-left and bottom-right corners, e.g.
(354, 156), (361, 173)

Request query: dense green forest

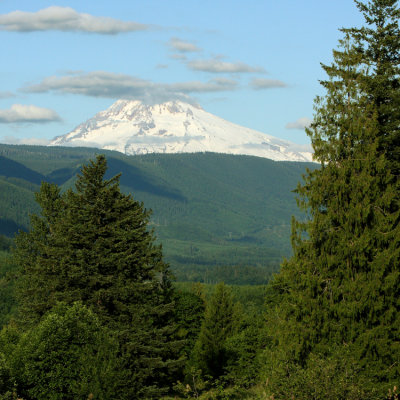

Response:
(0, 156), (270, 399)
(0, 0), (399, 398)
(0, 146), (316, 283)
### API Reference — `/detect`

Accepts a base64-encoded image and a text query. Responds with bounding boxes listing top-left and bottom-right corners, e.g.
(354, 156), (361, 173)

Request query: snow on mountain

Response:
(49, 100), (314, 162)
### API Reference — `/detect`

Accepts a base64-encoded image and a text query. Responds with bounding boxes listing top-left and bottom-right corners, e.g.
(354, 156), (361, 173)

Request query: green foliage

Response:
(165, 283), (272, 398)
(263, 1), (400, 398)
(224, 308), (269, 388)
(387, 387), (400, 400)
(175, 284), (268, 391)
(0, 322), (22, 398)
(0, 353), (13, 398)
(0, 237), (12, 252)
(12, 302), (121, 400)
(262, 346), (380, 400)
(13, 155), (182, 398)
(0, 252), (17, 328)
(174, 282), (267, 315)
(191, 283), (238, 379)
(173, 289), (205, 361)
(173, 263), (277, 285)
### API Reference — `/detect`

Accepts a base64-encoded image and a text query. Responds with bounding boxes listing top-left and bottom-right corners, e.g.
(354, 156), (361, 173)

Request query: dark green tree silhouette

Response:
(14, 155), (181, 398)
(192, 282), (237, 379)
(264, 1), (400, 398)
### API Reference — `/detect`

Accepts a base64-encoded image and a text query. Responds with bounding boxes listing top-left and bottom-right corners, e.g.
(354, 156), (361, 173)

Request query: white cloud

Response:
(0, 6), (149, 34)
(250, 78), (287, 89)
(0, 104), (61, 123)
(285, 117), (312, 130)
(168, 37), (201, 53)
(22, 71), (238, 103)
(188, 59), (266, 73)
(1, 135), (51, 145)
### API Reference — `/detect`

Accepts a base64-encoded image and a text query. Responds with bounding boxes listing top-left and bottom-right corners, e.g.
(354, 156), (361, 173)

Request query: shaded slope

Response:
(0, 177), (40, 236)
(0, 155), (46, 185)
(106, 157), (186, 202)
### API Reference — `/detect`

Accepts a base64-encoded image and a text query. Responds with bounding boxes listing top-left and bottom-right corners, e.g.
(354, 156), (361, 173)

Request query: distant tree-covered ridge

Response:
(0, 145), (317, 281)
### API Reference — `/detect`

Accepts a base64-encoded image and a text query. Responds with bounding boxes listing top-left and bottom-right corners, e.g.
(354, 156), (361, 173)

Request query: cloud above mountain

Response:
(168, 37), (201, 53)
(1, 135), (51, 145)
(0, 104), (61, 123)
(250, 78), (287, 89)
(187, 59), (265, 74)
(0, 6), (149, 34)
(22, 71), (238, 103)
(285, 117), (312, 130)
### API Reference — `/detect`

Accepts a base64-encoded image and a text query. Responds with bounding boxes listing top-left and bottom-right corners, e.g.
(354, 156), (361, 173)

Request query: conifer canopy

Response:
(264, 1), (400, 398)
(14, 155), (181, 398)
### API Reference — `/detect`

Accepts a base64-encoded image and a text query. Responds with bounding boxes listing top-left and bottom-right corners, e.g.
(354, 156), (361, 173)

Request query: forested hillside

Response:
(0, 144), (316, 282)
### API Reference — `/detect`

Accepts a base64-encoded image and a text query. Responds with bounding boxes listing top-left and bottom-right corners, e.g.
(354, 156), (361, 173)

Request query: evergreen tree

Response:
(224, 304), (270, 388)
(350, 0), (400, 172)
(264, 1), (400, 398)
(192, 282), (237, 379)
(173, 289), (205, 361)
(13, 155), (182, 398)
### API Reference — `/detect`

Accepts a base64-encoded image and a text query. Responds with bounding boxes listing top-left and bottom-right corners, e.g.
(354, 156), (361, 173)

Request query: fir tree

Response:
(351, 0), (400, 172)
(192, 282), (237, 379)
(13, 155), (182, 398)
(264, 1), (400, 398)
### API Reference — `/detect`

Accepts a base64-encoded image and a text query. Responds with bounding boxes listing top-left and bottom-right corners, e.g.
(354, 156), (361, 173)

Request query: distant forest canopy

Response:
(0, 144), (317, 283)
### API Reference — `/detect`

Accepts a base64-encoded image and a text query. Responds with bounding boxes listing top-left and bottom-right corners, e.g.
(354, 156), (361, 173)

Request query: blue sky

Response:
(0, 1), (365, 146)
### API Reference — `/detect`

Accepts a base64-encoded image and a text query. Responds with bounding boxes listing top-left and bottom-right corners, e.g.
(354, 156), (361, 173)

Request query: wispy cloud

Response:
(188, 59), (266, 74)
(169, 54), (187, 61)
(168, 37), (201, 53)
(0, 104), (61, 123)
(1, 135), (51, 145)
(171, 78), (238, 93)
(250, 78), (287, 89)
(22, 71), (238, 103)
(0, 6), (149, 34)
(285, 117), (312, 130)
(0, 91), (15, 99)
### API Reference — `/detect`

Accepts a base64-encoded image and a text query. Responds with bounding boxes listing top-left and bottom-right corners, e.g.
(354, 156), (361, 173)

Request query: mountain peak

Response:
(49, 100), (313, 162)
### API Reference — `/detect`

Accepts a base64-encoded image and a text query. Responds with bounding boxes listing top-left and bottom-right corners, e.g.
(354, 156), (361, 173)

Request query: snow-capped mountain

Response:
(50, 100), (313, 162)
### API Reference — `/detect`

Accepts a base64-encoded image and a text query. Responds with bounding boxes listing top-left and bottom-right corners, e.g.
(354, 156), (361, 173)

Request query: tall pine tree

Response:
(264, 1), (399, 398)
(192, 282), (237, 379)
(14, 155), (182, 399)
